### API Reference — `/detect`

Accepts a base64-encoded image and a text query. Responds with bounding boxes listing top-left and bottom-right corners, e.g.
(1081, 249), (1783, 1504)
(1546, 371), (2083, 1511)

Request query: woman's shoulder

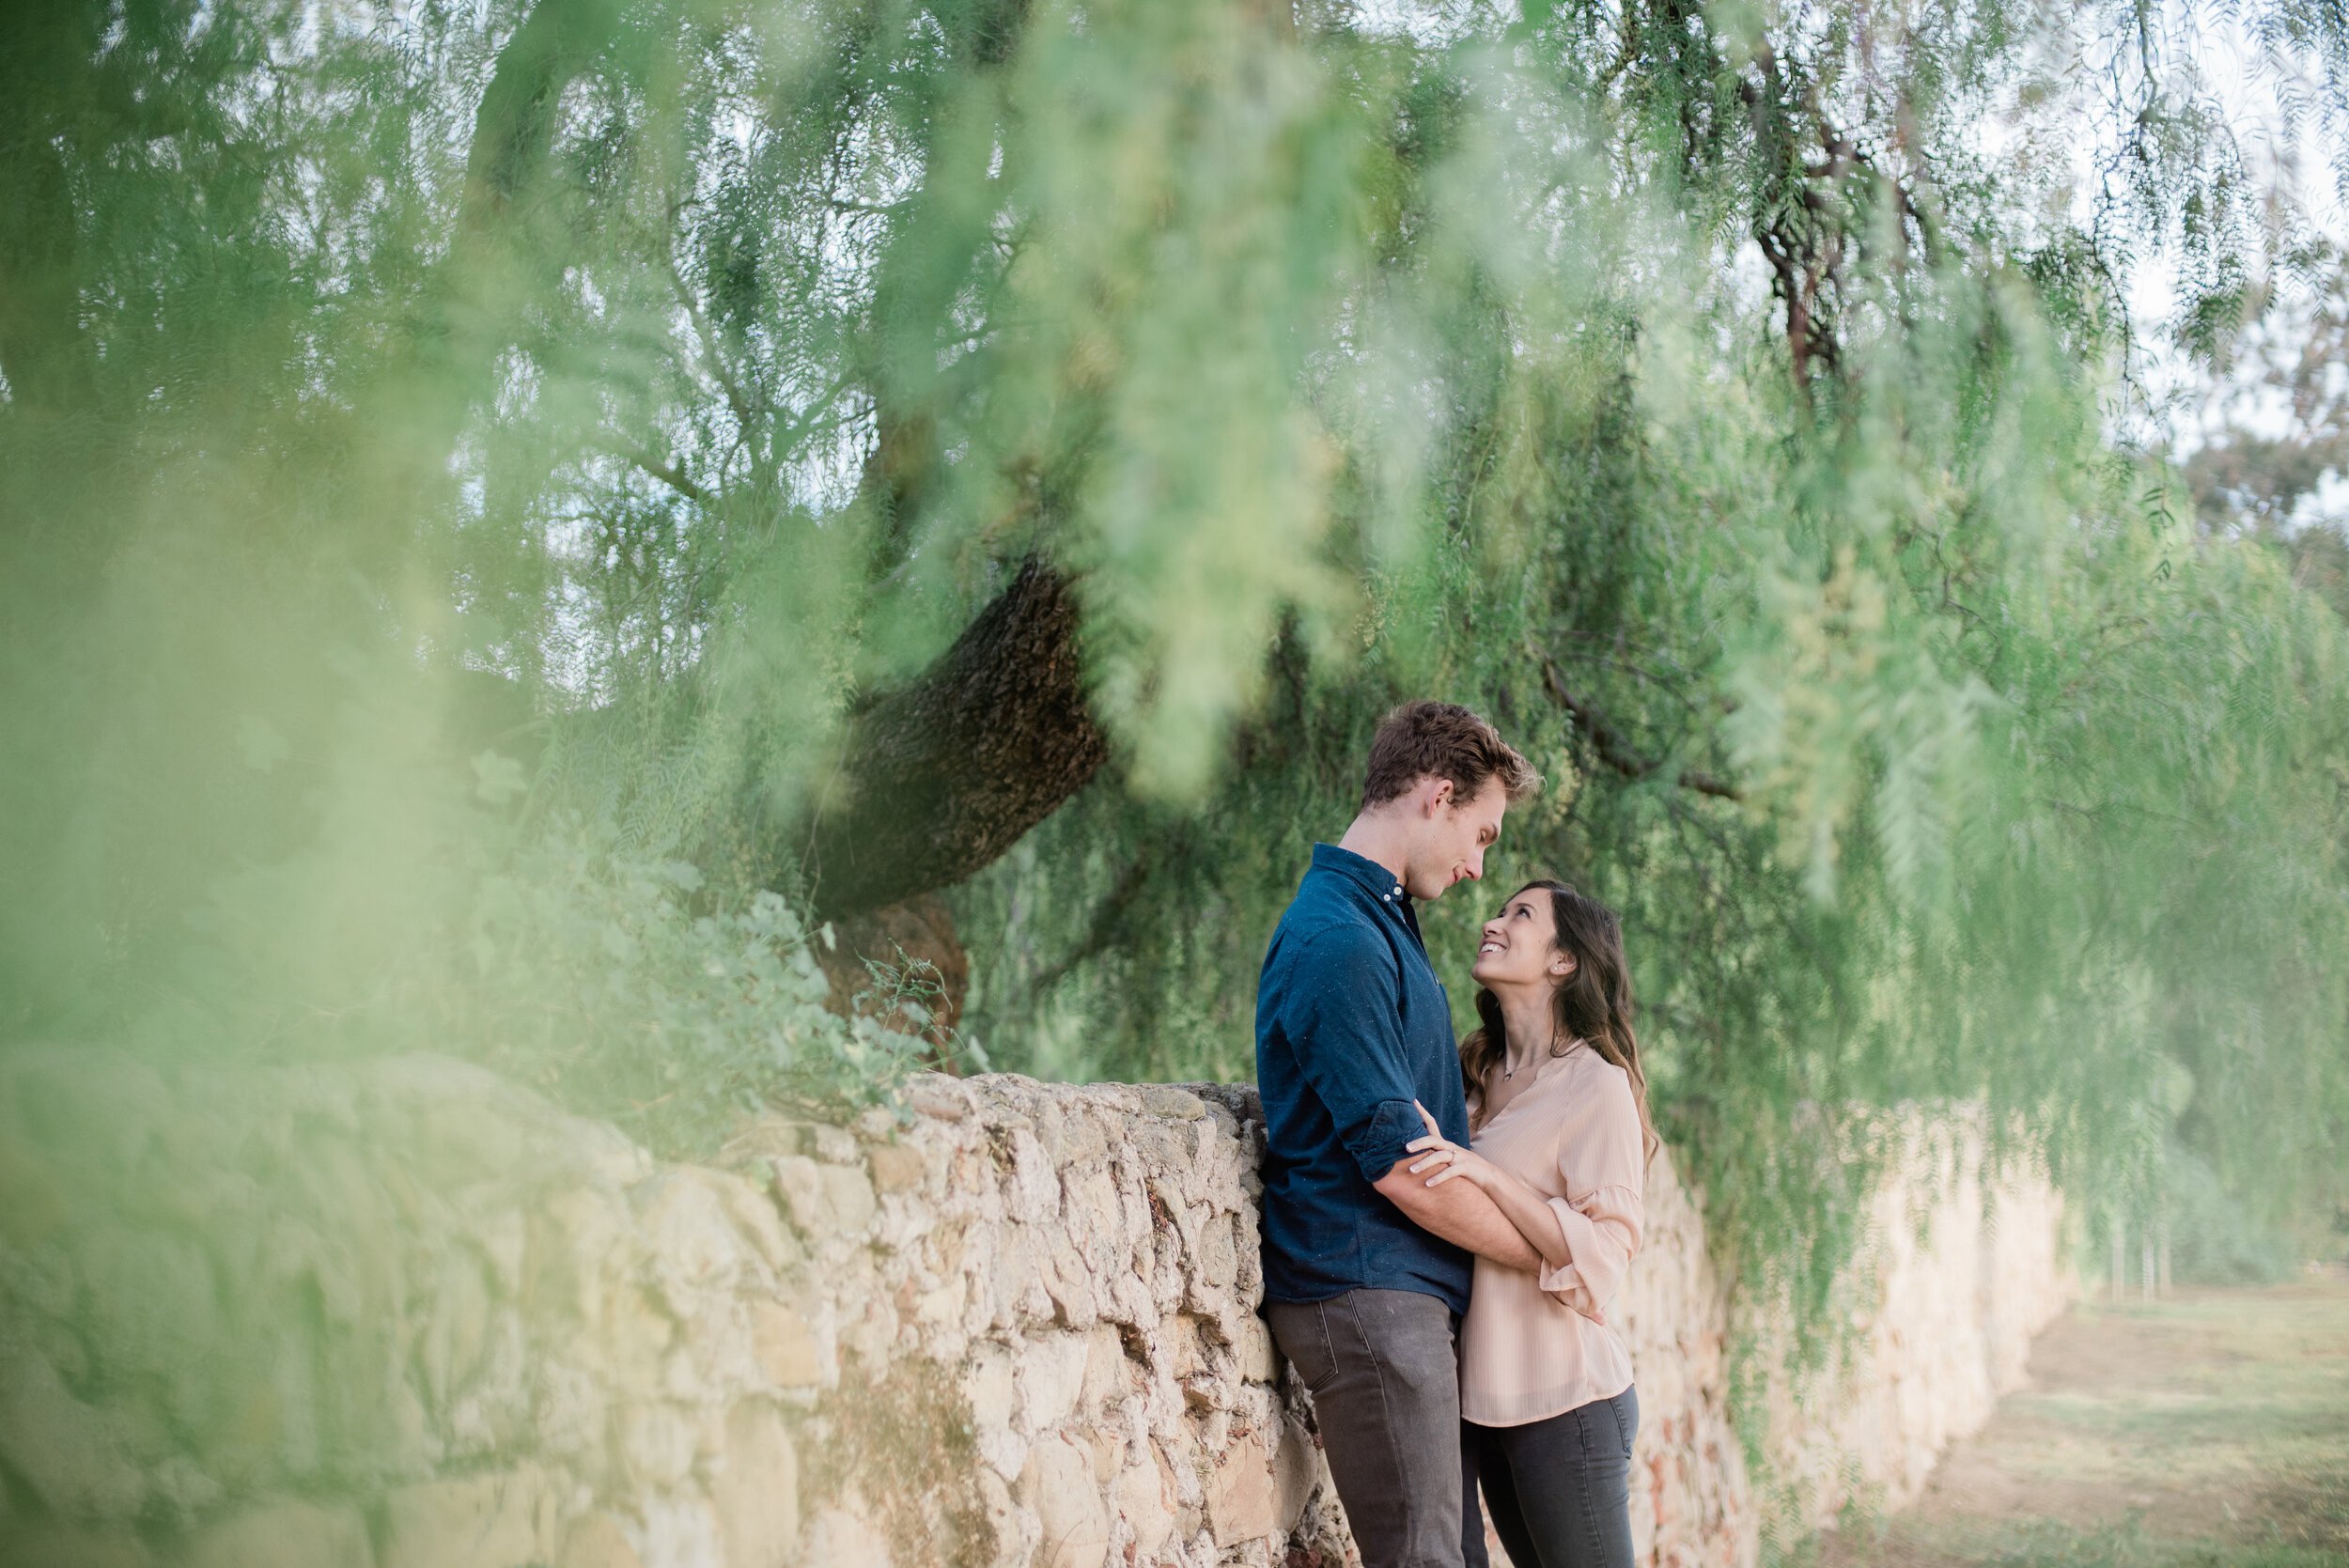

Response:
(1558, 1048), (1644, 1182)
(1563, 1048), (1640, 1120)
(1564, 1043), (1631, 1090)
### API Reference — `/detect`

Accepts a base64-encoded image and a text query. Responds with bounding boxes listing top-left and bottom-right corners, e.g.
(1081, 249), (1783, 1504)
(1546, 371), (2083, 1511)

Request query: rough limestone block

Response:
(1203, 1431), (1278, 1545)
(1157, 1313), (1203, 1378)
(1041, 1107), (1109, 1169)
(1115, 1453), (1175, 1559)
(975, 1466), (1038, 1568)
(1237, 1315), (1279, 1383)
(915, 1271), (971, 1339)
(902, 1076), (972, 1121)
(709, 1402), (798, 1568)
(867, 1141), (926, 1195)
(634, 1172), (764, 1303)
(1080, 1324), (1132, 1410)
(799, 1502), (896, 1568)
(1137, 1087), (1206, 1121)
(1042, 1233), (1101, 1328)
(1021, 1436), (1110, 1568)
(631, 1489), (725, 1568)
(819, 1165), (878, 1238)
(718, 1179), (801, 1275)
(1020, 1332), (1090, 1432)
(379, 1469), (556, 1568)
(0, 1352), (148, 1522)
(1007, 1128), (1062, 1228)
(185, 1498), (373, 1568)
(751, 1300), (824, 1389)
(983, 1226), (1034, 1329)
(966, 1343), (1028, 1483)
(1270, 1417), (1318, 1535)
(620, 1404), (701, 1488)
(557, 1513), (646, 1568)
(768, 1157), (833, 1240)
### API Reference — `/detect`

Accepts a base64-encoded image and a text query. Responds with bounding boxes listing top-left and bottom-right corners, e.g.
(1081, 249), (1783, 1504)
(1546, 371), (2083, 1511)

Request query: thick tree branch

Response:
(594, 436), (712, 505)
(455, 0), (622, 247)
(800, 558), (1108, 919)
(364, 0), (625, 500)
(1542, 660), (1741, 801)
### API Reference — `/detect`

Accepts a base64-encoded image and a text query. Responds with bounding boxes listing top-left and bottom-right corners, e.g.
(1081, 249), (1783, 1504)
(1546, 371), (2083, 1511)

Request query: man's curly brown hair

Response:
(1360, 700), (1541, 812)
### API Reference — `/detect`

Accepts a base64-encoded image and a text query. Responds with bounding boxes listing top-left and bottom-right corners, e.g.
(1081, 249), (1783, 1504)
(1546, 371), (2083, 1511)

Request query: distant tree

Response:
(2186, 248), (2349, 618)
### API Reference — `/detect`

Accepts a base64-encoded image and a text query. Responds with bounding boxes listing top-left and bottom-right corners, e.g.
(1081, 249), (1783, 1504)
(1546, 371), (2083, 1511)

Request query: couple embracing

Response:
(1256, 701), (1657, 1568)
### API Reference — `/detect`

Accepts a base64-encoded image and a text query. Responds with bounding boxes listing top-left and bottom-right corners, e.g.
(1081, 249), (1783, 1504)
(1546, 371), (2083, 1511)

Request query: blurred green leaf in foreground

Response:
(1, 0), (2345, 1313)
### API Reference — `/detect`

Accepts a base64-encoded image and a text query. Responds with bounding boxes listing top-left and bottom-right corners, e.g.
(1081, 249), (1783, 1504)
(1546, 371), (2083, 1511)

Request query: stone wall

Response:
(0, 1051), (2070, 1568)
(1734, 1114), (2075, 1546)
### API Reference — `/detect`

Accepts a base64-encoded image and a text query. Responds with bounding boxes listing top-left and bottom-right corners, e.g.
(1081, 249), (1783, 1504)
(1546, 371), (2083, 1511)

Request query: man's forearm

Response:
(1375, 1163), (1544, 1271)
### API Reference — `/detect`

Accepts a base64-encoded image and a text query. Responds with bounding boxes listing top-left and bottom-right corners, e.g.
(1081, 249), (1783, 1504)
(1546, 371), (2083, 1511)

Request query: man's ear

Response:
(1423, 776), (1455, 815)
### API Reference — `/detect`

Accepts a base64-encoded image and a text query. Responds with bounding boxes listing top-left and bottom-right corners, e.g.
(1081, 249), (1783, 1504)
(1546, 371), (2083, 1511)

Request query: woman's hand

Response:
(1406, 1101), (1498, 1190)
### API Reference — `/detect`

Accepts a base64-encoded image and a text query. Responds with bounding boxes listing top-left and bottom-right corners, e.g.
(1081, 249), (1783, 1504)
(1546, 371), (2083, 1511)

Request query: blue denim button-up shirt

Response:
(1255, 843), (1474, 1313)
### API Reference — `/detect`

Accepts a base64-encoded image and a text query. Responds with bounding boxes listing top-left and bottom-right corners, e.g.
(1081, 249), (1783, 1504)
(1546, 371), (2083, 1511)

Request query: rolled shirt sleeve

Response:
(1277, 928), (1423, 1183)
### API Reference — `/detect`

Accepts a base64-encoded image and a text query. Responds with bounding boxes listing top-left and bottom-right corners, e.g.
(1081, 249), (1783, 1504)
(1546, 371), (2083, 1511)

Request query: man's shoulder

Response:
(1268, 905), (1395, 970)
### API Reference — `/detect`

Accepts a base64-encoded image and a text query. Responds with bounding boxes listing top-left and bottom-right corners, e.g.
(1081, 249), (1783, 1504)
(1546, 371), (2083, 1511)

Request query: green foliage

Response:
(132, 752), (929, 1151)
(2, 0), (2345, 1327)
(462, 828), (936, 1146)
(2159, 1144), (2304, 1286)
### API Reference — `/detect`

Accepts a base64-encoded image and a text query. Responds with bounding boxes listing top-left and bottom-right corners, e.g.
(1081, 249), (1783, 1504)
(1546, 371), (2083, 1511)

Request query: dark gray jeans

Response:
(1460, 1386), (1640, 1568)
(1266, 1289), (1465, 1568)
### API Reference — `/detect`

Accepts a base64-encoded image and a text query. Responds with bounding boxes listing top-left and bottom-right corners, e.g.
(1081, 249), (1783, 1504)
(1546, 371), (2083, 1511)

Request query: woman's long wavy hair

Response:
(1459, 879), (1659, 1164)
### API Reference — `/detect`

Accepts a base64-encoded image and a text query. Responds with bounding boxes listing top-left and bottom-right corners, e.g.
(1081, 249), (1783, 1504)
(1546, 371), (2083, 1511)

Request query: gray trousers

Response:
(1266, 1289), (1465, 1568)
(1460, 1386), (1641, 1568)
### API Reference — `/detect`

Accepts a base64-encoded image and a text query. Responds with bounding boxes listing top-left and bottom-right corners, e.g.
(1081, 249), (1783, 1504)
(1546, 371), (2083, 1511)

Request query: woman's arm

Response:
(1534, 1186), (1641, 1319)
(1373, 1157), (1545, 1272)
(1529, 1073), (1645, 1317)
(1405, 1103), (1574, 1269)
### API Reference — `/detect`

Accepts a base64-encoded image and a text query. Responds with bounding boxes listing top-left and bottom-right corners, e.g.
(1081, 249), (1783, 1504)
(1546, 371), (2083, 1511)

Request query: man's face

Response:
(1402, 776), (1507, 901)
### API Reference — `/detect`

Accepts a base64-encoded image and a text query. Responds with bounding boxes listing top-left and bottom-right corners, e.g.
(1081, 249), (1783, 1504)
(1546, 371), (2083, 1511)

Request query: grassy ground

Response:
(1805, 1272), (2349, 1568)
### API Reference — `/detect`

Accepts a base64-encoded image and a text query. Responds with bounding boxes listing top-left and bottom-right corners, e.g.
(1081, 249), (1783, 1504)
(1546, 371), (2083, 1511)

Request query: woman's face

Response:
(1471, 889), (1574, 990)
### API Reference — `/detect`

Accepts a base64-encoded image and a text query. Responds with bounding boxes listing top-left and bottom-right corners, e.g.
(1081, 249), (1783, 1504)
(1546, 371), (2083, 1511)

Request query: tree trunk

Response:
(801, 558), (1107, 921)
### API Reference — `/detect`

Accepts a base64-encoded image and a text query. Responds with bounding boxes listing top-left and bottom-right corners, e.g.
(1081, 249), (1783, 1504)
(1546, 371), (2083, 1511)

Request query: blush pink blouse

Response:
(1457, 1042), (1646, 1427)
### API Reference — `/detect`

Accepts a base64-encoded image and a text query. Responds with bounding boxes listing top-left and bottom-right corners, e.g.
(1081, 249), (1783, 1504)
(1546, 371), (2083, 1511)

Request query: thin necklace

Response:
(1501, 1033), (1561, 1079)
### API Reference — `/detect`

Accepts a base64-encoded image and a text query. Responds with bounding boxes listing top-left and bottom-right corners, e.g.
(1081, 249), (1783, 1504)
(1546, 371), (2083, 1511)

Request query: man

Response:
(1256, 700), (1545, 1568)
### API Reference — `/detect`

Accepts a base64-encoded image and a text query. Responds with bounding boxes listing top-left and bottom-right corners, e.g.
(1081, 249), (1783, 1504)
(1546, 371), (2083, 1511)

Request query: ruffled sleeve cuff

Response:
(1536, 1185), (1643, 1316)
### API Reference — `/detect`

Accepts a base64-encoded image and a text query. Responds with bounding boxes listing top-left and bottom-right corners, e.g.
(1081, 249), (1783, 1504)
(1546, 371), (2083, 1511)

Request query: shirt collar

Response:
(1311, 842), (1409, 906)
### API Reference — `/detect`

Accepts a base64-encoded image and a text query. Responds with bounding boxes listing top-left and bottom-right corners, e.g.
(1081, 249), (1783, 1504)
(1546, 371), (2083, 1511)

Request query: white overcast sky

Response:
(2104, 5), (2349, 520)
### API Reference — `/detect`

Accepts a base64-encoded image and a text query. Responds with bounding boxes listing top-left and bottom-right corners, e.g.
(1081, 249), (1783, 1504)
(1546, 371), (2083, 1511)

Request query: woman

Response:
(1405, 880), (1659, 1568)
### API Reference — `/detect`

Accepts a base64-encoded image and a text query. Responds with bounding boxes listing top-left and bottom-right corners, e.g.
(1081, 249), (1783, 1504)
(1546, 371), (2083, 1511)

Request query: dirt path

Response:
(1812, 1274), (2349, 1568)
